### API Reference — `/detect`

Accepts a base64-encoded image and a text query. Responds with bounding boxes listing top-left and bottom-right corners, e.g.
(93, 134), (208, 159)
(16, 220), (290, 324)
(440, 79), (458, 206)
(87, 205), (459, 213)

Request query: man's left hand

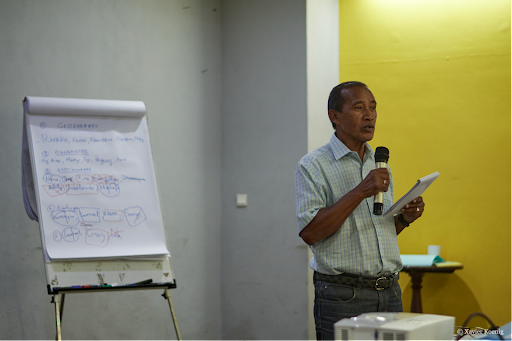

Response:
(401, 196), (425, 224)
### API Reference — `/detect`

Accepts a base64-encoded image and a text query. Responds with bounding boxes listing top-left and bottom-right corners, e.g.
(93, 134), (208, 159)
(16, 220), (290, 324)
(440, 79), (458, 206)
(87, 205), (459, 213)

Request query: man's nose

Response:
(363, 108), (376, 120)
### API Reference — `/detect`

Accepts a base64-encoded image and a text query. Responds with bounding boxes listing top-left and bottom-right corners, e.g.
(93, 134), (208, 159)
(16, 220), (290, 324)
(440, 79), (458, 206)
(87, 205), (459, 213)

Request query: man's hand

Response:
(299, 168), (391, 245)
(356, 168), (390, 198)
(401, 196), (425, 224)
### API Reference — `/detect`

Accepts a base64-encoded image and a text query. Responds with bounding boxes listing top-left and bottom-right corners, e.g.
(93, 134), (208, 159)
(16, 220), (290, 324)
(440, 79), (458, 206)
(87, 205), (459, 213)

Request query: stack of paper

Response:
(400, 254), (462, 267)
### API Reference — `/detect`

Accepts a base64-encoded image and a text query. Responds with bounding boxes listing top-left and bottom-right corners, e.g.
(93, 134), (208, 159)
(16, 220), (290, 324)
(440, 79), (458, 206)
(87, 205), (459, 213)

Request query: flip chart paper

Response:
(24, 97), (169, 261)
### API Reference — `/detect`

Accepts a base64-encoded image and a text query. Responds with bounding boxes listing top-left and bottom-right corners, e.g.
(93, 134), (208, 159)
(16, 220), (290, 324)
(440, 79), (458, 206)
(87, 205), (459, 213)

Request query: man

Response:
(295, 81), (425, 340)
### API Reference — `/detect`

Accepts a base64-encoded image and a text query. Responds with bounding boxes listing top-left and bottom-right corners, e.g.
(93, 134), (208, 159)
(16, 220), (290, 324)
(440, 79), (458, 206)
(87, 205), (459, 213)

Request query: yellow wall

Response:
(339, 0), (511, 327)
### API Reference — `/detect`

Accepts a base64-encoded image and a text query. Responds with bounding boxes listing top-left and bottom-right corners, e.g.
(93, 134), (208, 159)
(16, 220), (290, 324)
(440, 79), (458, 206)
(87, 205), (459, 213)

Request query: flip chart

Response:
(23, 97), (170, 261)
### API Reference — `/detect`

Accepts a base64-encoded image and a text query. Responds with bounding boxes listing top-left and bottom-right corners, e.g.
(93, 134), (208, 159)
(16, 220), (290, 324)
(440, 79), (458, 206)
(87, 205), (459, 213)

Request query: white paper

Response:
(22, 111), (39, 221)
(400, 254), (444, 266)
(383, 171), (440, 217)
(24, 98), (169, 260)
(26, 96), (146, 117)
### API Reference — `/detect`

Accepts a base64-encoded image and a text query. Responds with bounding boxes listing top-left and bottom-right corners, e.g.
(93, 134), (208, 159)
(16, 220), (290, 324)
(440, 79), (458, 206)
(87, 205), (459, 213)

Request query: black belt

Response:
(314, 271), (397, 290)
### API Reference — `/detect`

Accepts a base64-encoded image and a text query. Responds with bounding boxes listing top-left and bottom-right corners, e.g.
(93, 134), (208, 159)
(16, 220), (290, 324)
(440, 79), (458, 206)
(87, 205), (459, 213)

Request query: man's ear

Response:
(328, 109), (339, 127)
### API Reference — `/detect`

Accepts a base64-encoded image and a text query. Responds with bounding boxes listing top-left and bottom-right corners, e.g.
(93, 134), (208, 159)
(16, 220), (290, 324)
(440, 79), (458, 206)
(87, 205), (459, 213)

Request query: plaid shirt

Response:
(295, 134), (402, 277)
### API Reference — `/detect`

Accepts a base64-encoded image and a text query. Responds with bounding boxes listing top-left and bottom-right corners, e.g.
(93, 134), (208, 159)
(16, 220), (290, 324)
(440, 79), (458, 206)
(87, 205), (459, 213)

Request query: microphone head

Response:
(375, 146), (389, 163)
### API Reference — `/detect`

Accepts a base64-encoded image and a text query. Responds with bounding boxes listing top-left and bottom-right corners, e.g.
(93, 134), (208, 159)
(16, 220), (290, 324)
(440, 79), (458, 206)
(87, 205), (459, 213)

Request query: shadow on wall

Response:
(399, 273), (486, 327)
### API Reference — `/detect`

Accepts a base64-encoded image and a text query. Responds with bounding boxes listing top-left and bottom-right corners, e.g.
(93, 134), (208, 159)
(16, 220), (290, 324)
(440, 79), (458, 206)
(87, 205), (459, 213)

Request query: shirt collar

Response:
(329, 133), (374, 161)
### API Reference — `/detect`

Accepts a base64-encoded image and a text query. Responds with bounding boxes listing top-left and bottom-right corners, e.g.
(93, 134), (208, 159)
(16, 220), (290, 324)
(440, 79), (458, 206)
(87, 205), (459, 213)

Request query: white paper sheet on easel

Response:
(24, 97), (169, 261)
(383, 171), (440, 217)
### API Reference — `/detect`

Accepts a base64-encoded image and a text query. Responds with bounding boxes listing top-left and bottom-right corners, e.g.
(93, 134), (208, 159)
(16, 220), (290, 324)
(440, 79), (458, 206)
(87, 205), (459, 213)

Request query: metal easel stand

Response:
(51, 289), (181, 341)
(164, 288), (182, 340)
(51, 294), (64, 341)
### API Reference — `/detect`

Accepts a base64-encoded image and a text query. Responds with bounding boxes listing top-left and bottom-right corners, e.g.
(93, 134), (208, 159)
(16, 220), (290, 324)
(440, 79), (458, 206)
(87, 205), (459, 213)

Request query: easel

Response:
(50, 284), (181, 341)
(21, 97), (181, 340)
(44, 259), (180, 340)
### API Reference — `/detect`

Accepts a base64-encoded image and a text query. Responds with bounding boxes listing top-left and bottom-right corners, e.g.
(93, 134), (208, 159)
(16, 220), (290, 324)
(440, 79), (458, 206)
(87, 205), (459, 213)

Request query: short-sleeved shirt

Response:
(295, 133), (402, 277)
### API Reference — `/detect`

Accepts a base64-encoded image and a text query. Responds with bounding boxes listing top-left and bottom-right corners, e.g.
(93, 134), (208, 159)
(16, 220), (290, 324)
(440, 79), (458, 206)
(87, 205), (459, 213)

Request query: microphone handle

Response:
(373, 161), (387, 215)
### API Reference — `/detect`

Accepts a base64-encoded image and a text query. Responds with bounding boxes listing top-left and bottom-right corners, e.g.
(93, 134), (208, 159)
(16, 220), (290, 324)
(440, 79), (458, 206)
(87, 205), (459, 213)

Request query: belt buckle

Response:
(375, 277), (387, 290)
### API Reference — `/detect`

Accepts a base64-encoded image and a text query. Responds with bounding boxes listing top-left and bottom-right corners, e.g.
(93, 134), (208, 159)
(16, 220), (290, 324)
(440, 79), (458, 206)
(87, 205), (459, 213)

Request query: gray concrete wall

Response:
(220, 1), (309, 339)
(0, 0), (309, 339)
(0, 1), (222, 339)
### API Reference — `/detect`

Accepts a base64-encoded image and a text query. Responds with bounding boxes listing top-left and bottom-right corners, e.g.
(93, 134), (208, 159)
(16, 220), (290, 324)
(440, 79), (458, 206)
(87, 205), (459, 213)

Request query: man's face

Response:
(330, 85), (377, 149)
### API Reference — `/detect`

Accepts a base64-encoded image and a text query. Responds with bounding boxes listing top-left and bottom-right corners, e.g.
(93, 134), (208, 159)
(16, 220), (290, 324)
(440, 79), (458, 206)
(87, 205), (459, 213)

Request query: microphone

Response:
(373, 146), (389, 215)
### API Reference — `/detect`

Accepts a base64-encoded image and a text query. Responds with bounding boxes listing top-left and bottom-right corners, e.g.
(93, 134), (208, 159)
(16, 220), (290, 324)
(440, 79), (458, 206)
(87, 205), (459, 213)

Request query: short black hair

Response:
(327, 81), (369, 129)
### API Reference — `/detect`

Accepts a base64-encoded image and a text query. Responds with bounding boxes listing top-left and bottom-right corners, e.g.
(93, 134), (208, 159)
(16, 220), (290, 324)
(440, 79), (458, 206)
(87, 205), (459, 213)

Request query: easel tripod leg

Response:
(59, 294), (65, 322)
(52, 294), (62, 341)
(164, 288), (182, 341)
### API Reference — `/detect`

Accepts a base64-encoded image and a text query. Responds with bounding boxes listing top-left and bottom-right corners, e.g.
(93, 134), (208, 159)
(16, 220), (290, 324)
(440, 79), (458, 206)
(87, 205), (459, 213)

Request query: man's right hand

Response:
(357, 168), (390, 198)
(299, 168), (390, 245)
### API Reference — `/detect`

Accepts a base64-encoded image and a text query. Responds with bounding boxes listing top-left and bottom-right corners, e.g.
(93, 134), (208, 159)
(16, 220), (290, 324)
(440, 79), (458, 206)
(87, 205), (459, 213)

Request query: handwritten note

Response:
(25, 99), (169, 261)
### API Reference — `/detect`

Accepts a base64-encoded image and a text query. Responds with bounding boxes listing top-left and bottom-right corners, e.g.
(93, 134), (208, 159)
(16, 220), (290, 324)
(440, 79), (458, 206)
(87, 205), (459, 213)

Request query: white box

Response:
(334, 312), (455, 340)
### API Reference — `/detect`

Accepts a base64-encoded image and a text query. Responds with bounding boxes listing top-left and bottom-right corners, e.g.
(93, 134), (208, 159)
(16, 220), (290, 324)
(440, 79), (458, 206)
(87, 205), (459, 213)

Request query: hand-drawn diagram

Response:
(53, 226), (124, 248)
(49, 204), (143, 248)
(27, 112), (169, 259)
(42, 171), (121, 198)
(53, 226), (82, 242)
(97, 183), (120, 197)
(78, 207), (101, 224)
(123, 206), (147, 226)
(85, 228), (123, 247)
(50, 208), (80, 226)
(103, 209), (123, 222)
